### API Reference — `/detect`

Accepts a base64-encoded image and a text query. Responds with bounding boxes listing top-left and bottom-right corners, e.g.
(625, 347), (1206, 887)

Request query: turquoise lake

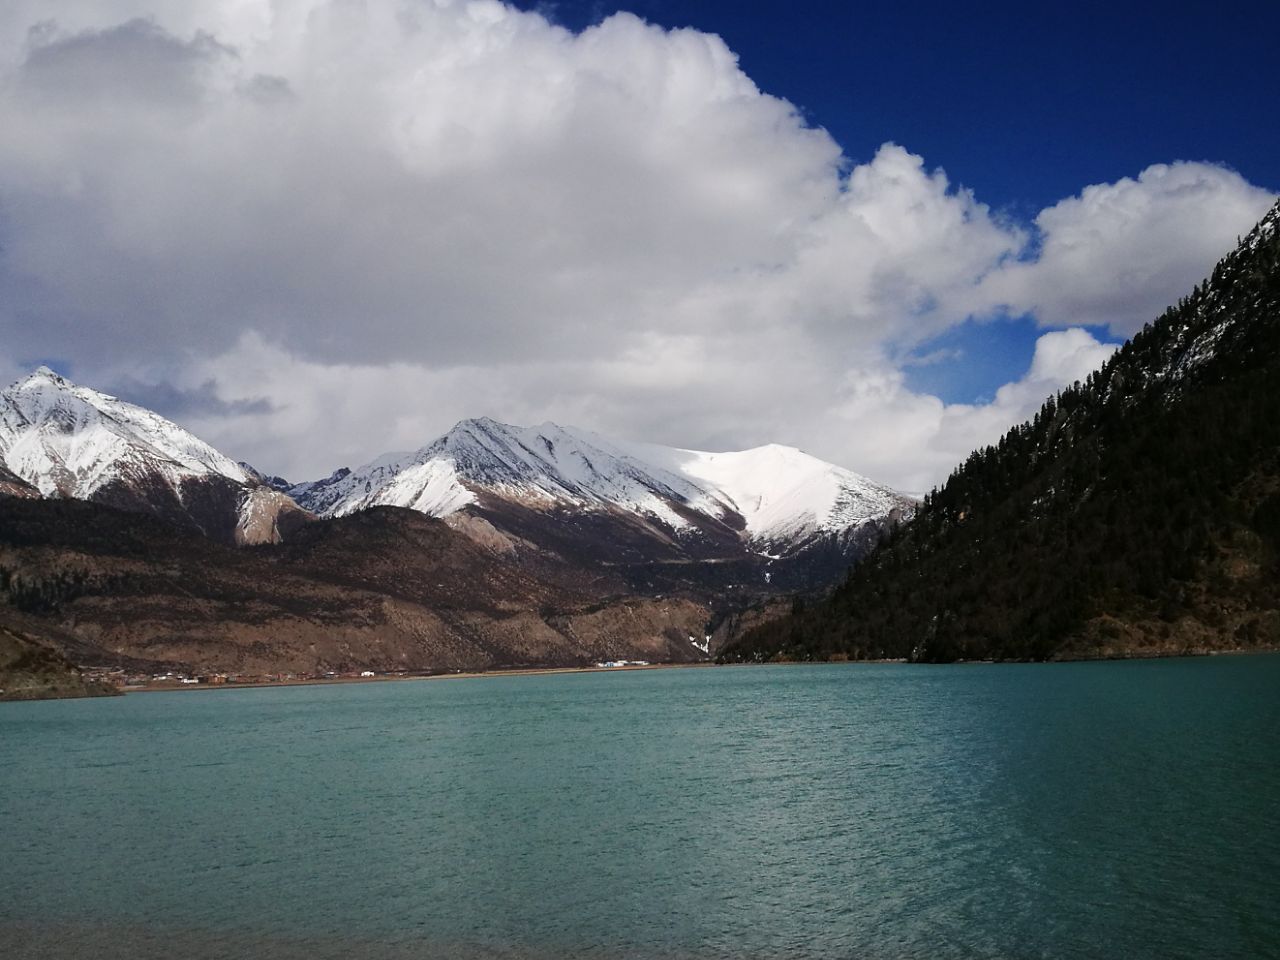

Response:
(2, 657), (1278, 959)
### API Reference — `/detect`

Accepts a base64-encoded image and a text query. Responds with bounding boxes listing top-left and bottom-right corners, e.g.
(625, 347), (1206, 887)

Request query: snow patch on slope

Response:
(298, 418), (710, 530)
(370, 459), (478, 516)
(671, 445), (901, 543)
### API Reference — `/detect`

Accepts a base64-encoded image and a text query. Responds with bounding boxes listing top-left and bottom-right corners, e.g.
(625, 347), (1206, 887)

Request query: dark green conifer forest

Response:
(722, 200), (1280, 663)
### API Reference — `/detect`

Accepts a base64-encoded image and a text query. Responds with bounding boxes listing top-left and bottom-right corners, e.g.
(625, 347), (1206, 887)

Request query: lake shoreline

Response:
(6, 653), (1278, 958)
(26, 643), (1276, 701)
(122, 659), (724, 694)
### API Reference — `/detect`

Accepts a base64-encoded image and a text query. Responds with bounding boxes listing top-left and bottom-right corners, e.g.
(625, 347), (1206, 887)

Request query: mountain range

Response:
(291, 417), (904, 553)
(0, 367), (909, 561)
(0, 367), (911, 693)
(7, 198), (1274, 694)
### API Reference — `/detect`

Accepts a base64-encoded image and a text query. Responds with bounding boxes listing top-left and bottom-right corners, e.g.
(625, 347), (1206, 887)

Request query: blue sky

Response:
(0, 1), (1276, 488)
(524, 0), (1280, 210)
(516, 0), (1280, 403)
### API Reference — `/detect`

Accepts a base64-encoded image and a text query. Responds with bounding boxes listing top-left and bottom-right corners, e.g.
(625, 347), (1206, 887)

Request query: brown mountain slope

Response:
(0, 625), (119, 701)
(0, 496), (709, 676)
(0, 465), (39, 499)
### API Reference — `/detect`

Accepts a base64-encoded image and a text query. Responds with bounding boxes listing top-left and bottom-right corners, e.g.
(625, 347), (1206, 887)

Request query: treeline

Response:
(722, 200), (1280, 663)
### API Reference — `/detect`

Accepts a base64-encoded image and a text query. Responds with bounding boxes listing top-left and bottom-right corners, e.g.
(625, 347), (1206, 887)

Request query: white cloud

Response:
(1021, 327), (1119, 386)
(982, 162), (1275, 336)
(176, 326), (1117, 494)
(0, 1), (1272, 491)
(812, 328), (1119, 495)
(0, 3), (858, 367)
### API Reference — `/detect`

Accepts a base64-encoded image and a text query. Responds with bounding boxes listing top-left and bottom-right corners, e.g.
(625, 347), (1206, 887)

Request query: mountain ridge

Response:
(0, 368), (310, 545)
(722, 197), (1280, 663)
(0, 369), (913, 694)
(0, 496), (712, 678)
(0, 367), (911, 563)
(289, 416), (912, 556)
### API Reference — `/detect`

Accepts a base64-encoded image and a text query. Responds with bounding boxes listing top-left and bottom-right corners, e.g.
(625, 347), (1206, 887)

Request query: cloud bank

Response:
(0, 1), (1273, 490)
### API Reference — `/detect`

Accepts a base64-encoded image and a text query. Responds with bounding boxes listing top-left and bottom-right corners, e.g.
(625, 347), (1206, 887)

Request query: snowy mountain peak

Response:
(0, 367), (909, 555)
(613, 437), (909, 545)
(0, 368), (314, 545)
(292, 417), (913, 552)
(26, 365), (64, 384)
(0, 368), (248, 499)
(422, 418), (716, 529)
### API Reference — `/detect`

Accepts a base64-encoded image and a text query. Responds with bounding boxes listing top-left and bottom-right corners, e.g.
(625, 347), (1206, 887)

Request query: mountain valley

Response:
(5, 201), (1278, 694)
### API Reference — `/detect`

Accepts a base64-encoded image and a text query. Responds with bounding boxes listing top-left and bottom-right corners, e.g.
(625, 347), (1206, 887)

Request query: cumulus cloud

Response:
(805, 328), (1119, 495)
(169, 326), (1115, 493)
(982, 162), (1275, 336)
(0, 2), (856, 367)
(0, 1), (1272, 490)
(19, 18), (230, 108)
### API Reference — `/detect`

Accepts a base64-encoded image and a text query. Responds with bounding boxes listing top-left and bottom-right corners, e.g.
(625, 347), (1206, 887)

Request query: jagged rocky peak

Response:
(291, 416), (914, 553)
(239, 461), (293, 493)
(0, 366), (249, 497)
(423, 417), (709, 505)
(14, 366), (69, 392)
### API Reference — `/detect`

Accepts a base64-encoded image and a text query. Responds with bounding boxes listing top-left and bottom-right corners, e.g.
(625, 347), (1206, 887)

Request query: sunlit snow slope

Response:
(0, 367), (247, 497)
(292, 418), (911, 552)
(0, 368), (307, 544)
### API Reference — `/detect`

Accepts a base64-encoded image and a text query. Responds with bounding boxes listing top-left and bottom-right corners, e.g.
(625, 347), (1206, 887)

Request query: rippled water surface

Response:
(3, 657), (1279, 959)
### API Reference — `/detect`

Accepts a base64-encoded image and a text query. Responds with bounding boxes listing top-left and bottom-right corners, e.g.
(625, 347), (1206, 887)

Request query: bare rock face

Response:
(548, 598), (711, 663)
(706, 597), (795, 656)
(235, 487), (314, 545)
(443, 512), (524, 557)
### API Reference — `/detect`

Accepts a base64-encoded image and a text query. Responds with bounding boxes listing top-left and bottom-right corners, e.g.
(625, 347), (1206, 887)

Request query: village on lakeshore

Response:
(74, 660), (668, 693)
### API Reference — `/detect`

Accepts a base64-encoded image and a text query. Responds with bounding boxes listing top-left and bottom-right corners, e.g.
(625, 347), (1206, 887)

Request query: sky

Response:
(1, 0), (1276, 493)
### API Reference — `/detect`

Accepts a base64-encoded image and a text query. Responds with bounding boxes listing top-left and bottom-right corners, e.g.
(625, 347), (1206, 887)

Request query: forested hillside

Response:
(723, 199), (1280, 663)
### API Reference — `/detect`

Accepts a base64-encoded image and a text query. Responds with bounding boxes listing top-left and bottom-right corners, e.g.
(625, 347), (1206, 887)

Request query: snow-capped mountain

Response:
(0, 368), (309, 544)
(0, 367), (909, 572)
(621, 439), (910, 547)
(1, 367), (248, 497)
(0, 368), (914, 672)
(291, 417), (912, 554)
